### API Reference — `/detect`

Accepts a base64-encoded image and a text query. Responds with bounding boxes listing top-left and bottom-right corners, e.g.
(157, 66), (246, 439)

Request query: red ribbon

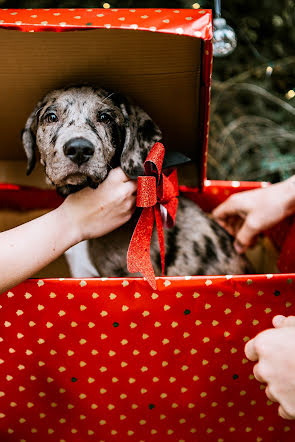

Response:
(127, 142), (179, 289)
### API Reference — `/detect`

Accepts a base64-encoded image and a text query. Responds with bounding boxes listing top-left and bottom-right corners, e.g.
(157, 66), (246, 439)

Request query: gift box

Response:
(0, 8), (295, 441)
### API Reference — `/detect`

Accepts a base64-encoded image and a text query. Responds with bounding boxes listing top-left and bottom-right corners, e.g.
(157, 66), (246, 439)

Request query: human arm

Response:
(212, 175), (295, 254)
(245, 315), (295, 419)
(0, 168), (137, 293)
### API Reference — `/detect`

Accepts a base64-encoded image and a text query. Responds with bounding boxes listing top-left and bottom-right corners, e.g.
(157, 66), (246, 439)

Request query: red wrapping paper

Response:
(0, 275), (295, 441)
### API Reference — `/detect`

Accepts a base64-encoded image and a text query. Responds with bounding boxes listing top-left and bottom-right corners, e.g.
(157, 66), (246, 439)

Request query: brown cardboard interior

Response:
(0, 27), (202, 187)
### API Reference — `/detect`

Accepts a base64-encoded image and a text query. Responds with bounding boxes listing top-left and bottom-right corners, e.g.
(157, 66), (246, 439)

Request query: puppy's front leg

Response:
(65, 241), (100, 277)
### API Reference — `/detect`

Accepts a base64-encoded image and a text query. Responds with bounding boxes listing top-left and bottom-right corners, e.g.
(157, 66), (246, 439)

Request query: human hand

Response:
(245, 315), (295, 419)
(60, 168), (137, 242)
(212, 178), (295, 254)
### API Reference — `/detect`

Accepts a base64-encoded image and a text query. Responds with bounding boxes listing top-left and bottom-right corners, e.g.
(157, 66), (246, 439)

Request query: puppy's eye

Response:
(98, 112), (113, 124)
(46, 113), (58, 123)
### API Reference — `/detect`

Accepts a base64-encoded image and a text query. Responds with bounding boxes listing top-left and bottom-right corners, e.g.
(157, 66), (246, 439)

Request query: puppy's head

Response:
(22, 86), (162, 196)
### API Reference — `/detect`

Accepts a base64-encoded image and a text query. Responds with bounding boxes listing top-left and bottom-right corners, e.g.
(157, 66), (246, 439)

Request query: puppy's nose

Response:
(63, 138), (94, 166)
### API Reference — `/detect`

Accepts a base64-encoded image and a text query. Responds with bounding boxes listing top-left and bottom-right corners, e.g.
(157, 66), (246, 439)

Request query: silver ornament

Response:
(213, 17), (237, 57)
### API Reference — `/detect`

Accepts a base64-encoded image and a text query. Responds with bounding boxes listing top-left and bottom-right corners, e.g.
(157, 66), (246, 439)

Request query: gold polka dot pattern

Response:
(0, 276), (294, 440)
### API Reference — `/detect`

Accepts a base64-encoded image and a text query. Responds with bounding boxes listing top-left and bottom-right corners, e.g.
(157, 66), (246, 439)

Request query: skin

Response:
(212, 175), (295, 419)
(212, 175), (295, 254)
(245, 315), (295, 419)
(0, 168), (136, 294)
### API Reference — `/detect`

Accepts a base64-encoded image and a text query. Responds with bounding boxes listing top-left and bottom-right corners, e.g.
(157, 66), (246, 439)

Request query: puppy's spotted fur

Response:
(22, 86), (251, 277)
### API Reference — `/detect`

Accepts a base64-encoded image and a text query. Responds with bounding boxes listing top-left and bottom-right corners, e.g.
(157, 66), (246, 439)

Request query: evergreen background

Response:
(1, 0), (294, 183)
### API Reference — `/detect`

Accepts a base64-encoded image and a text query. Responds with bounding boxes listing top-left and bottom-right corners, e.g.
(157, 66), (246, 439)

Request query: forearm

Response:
(0, 205), (79, 293)
(282, 175), (295, 217)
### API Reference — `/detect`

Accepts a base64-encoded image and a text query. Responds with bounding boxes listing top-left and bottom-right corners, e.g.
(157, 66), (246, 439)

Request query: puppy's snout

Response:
(63, 137), (95, 166)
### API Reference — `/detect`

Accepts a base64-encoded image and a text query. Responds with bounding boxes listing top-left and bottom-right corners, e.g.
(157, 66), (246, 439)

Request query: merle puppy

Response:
(22, 85), (251, 277)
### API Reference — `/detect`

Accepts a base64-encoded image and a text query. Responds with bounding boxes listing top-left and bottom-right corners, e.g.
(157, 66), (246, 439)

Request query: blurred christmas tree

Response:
(1, 0), (295, 183)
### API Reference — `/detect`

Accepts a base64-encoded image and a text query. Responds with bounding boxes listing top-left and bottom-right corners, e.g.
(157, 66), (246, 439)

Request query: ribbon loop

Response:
(136, 176), (157, 208)
(127, 142), (179, 289)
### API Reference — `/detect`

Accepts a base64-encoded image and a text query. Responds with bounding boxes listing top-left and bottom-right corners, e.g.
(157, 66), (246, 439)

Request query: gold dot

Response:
(211, 402), (218, 407)
(59, 418), (66, 423)
(160, 393), (167, 399)
(239, 411), (245, 417)
(167, 429), (174, 435)
(268, 426), (274, 431)
(257, 416), (264, 421)
(200, 413), (206, 418)
(139, 420), (146, 425)
(229, 427), (236, 432)
(227, 402), (234, 407)
(99, 420), (106, 425)
(240, 390), (246, 396)
(127, 430), (134, 436)
(245, 427), (252, 432)
(120, 393), (127, 399)
(200, 392), (207, 398)
(219, 417), (225, 423)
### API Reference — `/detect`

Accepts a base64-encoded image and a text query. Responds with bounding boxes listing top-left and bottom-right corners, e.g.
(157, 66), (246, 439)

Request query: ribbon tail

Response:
(127, 207), (157, 290)
(154, 204), (165, 276)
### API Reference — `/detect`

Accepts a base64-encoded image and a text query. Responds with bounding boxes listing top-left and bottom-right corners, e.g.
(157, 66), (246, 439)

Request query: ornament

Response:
(213, 0), (237, 57)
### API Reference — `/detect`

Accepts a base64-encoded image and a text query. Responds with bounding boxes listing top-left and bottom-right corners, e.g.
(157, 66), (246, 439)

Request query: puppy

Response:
(22, 86), (251, 278)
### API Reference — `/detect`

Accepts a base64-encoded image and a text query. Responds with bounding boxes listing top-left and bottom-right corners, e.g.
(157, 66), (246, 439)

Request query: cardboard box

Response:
(0, 8), (294, 441)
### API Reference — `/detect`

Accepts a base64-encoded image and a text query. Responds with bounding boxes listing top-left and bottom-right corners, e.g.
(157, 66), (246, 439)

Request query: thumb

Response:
(234, 216), (259, 254)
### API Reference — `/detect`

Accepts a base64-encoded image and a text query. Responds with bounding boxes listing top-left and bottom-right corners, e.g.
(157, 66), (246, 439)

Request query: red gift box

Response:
(0, 8), (295, 441)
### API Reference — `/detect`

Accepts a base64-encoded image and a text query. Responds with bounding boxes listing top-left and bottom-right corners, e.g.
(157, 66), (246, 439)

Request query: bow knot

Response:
(127, 142), (179, 289)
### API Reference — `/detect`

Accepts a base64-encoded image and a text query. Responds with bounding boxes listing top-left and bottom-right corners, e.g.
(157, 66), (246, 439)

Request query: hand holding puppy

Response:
(245, 315), (295, 419)
(61, 168), (137, 242)
(212, 176), (295, 254)
(0, 168), (137, 293)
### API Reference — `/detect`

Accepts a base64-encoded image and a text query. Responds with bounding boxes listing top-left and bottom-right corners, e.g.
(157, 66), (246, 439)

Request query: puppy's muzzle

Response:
(63, 137), (95, 167)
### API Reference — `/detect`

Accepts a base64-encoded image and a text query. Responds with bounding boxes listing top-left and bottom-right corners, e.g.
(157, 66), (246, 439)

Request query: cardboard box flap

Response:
(0, 9), (212, 187)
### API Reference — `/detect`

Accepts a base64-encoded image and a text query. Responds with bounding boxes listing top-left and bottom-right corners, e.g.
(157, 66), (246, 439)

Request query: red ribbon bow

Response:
(127, 142), (179, 289)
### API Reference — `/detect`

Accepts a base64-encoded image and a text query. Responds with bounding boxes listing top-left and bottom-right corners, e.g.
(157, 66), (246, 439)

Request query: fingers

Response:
(212, 195), (242, 220)
(278, 405), (295, 420)
(108, 167), (136, 183)
(273, 315), (295, 328)
(233, 216), (260, 254)
(245, 338), (259, 362)
(265, 386), (278, 403)
(273, 315), (287, 328)
(253, 363), (266, 382)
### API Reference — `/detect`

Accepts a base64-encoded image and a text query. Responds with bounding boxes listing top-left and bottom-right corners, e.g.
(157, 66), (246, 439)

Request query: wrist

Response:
(55, 201), (83, 248)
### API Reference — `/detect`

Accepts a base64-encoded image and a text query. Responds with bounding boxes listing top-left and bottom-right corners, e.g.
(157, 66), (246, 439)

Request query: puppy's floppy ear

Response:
(121, 104), (162, 178)
(21, 101), (44, 175)
(109, 92), (162, 178)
